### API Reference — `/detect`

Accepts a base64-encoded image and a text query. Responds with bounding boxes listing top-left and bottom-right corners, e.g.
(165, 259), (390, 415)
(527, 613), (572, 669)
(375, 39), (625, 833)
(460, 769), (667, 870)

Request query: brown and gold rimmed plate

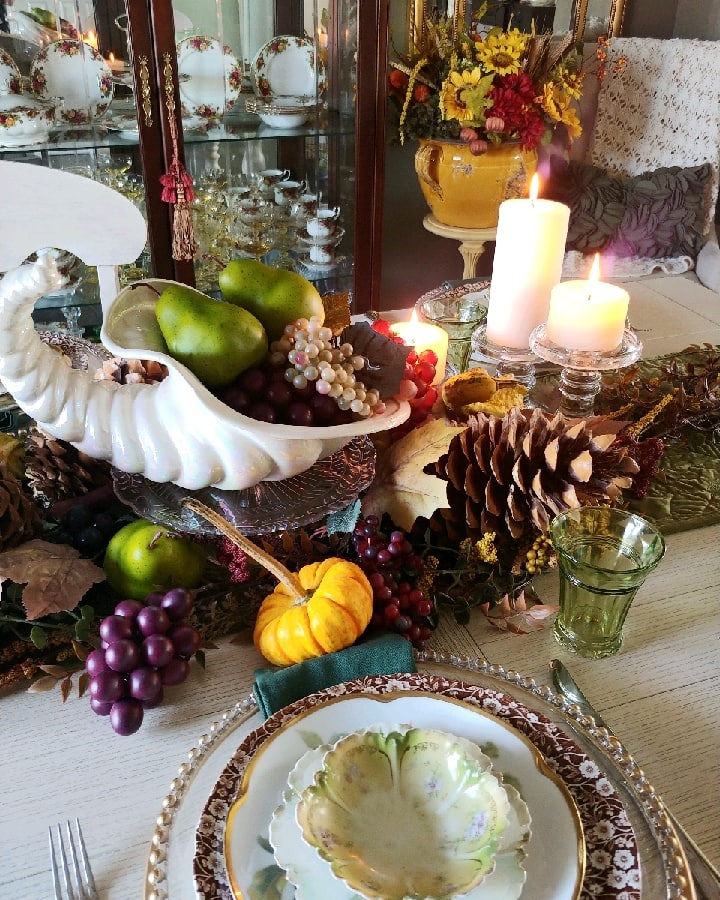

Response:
(143, 653), (694, 899)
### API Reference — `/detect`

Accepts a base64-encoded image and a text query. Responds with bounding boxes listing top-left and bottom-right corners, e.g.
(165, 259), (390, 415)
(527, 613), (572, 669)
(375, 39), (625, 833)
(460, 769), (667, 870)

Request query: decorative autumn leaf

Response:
(480, 590), (558, 634)
(362, 418), (465, 531)
(0, 539), (106, 620)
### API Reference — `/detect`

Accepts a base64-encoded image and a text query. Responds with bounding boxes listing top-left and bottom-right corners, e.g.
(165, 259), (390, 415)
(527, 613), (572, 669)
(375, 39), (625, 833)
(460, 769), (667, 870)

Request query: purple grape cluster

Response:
(51, 504), (130, 558)
(352, 515), (436, 648)
(217, 364), (355, 427)
(86, 588), (201, 735)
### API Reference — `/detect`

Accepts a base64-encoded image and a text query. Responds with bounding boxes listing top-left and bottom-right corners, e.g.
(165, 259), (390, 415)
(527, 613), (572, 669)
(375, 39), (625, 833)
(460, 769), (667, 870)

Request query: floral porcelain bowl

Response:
(295, 726), (524, 900)
(0, 93), (55, 146)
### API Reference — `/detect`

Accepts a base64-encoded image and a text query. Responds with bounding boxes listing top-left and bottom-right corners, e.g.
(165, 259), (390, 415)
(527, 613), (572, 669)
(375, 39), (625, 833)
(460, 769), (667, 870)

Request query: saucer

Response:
(296, 225), (344, 247)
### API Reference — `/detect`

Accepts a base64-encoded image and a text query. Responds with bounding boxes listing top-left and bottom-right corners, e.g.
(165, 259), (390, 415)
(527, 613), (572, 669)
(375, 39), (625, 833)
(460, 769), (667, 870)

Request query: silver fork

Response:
(48, 819), (99, 900)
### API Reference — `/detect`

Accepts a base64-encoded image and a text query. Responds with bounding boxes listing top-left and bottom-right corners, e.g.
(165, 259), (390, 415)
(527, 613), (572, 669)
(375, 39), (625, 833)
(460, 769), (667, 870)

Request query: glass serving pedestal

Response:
(111, 436), (376, 536)
(529, 325), (643, 417)
(470, 323), (538, 390)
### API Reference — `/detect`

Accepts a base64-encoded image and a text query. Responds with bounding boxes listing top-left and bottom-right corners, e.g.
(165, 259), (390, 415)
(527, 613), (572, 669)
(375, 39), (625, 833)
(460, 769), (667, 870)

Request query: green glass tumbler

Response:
(549, 507), (666, 659)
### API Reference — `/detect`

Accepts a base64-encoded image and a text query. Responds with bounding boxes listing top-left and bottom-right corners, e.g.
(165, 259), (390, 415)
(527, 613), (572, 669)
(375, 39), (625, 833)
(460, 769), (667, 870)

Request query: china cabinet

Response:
(0, 0), (389, 314)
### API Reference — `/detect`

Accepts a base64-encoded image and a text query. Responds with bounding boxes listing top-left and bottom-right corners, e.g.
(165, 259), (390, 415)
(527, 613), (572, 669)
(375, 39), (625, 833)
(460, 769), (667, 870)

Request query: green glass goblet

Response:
(549, 507), (666, 659)
(415, 281), (489, 377)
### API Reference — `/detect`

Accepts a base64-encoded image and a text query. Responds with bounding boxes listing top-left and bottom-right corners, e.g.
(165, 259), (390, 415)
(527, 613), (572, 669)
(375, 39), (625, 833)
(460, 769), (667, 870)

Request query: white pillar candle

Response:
(390, 316), (448, 385)
(486, 174), (570, 349)
(546, 276), (630, 352)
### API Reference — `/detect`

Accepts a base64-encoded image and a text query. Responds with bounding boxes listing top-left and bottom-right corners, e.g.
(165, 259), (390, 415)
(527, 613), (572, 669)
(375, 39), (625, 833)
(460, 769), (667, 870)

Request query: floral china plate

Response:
(30, 39), (113, 124)
(176, 36), (242, 119)
(0, 47), (22, 95)
(267, 732), (531, 900)
(146, 658), (692, 899)
(201, 681), (587, 900)
(252, 35), (325, 100)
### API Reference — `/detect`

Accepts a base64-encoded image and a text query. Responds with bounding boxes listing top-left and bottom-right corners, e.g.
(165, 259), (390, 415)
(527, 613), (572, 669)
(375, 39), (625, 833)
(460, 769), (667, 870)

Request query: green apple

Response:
(104, 519), (207, 600)
(155, 283), (268, 388)
(218, 259), (325, 341)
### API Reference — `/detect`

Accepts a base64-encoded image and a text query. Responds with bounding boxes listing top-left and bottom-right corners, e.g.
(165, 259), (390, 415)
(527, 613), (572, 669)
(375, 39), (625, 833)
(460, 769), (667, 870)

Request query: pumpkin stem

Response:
(182, 499), (306, 600)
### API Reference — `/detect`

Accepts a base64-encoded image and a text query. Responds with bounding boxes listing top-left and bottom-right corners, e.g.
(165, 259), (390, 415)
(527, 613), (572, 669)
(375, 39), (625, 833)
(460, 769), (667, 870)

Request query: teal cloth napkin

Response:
(253, 633), (417, 719)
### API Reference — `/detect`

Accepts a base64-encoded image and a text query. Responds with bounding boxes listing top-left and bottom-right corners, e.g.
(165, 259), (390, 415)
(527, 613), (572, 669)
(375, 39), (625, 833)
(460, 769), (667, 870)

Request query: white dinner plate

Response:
(30, 39), (113, 124)
(176, 36), (242, 119)
(0, 47), (21, 95)
(251, 35), (325, 100)
(193, 672), (646, 900)
(261, 726), (545, 900)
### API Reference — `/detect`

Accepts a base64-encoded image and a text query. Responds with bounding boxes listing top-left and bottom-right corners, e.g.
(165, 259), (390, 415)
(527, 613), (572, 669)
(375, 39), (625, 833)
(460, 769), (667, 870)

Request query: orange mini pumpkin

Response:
(182, 499), (373, 668)
(253, 557), (373, 666)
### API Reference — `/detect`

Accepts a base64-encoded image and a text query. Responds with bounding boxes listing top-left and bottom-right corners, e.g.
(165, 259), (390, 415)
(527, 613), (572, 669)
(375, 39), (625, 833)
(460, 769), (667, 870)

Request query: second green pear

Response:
(155, 283), (268, 389)
(218, 259), (325, 341)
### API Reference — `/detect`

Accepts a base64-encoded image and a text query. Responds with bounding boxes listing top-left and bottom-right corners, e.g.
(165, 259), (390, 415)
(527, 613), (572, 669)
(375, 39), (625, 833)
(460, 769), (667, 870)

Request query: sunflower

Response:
(538, 84), (582, 140)
(439, 67), (494, 123)
(474, 28), (528, 77)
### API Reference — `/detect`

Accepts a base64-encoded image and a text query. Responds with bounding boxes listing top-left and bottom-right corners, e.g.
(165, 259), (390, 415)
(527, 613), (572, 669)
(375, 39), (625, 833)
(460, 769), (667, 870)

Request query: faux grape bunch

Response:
(86, 588), (201, 735)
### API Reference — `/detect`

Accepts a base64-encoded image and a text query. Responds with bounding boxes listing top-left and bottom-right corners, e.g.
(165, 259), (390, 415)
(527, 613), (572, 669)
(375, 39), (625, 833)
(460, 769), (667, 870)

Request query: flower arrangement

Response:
(388, 4), (585, 153)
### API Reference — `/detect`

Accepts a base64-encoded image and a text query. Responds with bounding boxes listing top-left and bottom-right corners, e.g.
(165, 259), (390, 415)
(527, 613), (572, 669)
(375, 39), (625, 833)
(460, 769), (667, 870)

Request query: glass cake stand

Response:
(112, 435), (376, 536)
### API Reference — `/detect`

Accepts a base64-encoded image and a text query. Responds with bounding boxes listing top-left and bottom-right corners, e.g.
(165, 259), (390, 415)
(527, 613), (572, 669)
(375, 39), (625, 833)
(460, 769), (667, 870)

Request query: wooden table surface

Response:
(0, 523), (717, 899)
(1, 273), (718, 898)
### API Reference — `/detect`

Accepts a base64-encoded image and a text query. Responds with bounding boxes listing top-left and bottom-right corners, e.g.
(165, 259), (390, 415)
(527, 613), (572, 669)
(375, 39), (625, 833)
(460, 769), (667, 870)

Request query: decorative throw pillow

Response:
(545, 160), (713, 259)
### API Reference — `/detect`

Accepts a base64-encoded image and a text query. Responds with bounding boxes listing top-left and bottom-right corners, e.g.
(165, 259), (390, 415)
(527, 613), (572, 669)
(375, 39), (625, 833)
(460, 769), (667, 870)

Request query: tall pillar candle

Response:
(485, 176), (569, 349)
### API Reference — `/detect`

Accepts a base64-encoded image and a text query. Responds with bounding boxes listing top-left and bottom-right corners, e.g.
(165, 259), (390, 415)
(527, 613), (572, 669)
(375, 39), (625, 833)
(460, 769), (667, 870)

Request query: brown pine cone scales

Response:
(0, 460), (41, 551)
(24, 426), (112, 507)
(428, 407), (640, 544)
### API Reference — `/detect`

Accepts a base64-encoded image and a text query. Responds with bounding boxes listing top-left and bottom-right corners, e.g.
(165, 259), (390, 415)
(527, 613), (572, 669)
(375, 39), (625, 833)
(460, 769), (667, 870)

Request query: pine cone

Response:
(428, 407), (640, 545)
(93, 357), (168, 385)
(23, 426), (112, 508)
(0, 461), (41, 551)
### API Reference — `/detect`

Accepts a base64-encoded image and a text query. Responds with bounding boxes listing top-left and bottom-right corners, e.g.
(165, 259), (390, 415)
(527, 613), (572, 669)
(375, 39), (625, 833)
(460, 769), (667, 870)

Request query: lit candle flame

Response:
(82, 30), (98, 50)
(529, 172), (540, 204)
(586, 253), (601, 301)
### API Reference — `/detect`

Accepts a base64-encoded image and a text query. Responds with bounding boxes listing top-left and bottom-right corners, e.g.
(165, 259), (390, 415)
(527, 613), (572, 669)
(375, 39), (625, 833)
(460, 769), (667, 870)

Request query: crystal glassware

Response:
(549, 506), (666, 658)
(415, 280), (489, 377)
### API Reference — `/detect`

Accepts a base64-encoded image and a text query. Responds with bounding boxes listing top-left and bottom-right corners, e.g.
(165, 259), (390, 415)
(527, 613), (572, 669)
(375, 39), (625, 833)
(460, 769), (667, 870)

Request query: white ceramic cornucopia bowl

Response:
(0, 259), (410, 491)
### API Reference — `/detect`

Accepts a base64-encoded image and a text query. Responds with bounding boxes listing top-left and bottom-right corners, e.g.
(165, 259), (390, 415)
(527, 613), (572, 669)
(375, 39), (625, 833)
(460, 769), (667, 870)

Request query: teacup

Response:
(255, 168), (290, 189)
(290, 193), (319, 218)
(309, 244), (335, 264)
(274, 179), (306, 205)
(306, 207), (341, 238)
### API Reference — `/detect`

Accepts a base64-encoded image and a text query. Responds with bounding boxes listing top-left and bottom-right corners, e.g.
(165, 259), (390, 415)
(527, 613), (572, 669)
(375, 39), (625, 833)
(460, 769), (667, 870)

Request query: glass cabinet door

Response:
(0, 0), (387, 317)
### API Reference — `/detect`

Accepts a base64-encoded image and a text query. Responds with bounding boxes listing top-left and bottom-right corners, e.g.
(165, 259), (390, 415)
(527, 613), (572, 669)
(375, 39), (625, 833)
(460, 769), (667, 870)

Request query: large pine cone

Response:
(0, 461), (41, 551)
(428, 407), (639, 544)
(24, 427), (112, 508)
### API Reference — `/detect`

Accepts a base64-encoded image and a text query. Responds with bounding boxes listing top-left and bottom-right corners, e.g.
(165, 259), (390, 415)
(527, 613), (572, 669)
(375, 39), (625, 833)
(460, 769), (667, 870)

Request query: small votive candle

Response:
(546, 256), (630, 352)
(390, 315), (449, 385)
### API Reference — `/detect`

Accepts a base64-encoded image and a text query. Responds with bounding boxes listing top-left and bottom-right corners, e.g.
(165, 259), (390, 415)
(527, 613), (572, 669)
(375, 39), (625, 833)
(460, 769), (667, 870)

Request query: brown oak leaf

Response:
(362, 418), (464, 531)
(0, 539), (106, 620)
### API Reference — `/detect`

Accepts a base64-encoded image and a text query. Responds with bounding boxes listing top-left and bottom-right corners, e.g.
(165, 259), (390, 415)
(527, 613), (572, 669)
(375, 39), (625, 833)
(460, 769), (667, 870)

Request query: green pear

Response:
(218, 259), (325, 341)
(155, 283), (268, 389)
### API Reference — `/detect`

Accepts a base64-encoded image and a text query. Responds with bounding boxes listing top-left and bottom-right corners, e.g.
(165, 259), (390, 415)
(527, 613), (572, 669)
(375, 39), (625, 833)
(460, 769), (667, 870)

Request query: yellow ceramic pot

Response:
(415, 139), (538, 229)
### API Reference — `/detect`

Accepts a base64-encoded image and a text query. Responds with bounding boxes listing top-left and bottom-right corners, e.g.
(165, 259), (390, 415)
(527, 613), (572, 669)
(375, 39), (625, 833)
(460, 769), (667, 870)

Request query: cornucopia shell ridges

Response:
(0, 256), (410, 490)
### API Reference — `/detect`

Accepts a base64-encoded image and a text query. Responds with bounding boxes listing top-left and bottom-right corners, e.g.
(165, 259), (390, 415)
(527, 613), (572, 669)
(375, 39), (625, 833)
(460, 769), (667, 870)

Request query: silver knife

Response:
(550, 659), (720, 900)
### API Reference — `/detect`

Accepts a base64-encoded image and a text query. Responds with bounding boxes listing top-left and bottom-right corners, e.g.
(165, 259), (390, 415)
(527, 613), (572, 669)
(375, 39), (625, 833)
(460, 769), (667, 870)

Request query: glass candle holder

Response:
(415, 280), (489, 377)
(549, 507), (666, 659)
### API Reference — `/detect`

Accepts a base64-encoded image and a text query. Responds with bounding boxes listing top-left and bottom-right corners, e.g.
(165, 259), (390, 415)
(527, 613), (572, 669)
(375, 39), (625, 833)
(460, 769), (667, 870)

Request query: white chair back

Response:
(0, 160), (148, 315)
